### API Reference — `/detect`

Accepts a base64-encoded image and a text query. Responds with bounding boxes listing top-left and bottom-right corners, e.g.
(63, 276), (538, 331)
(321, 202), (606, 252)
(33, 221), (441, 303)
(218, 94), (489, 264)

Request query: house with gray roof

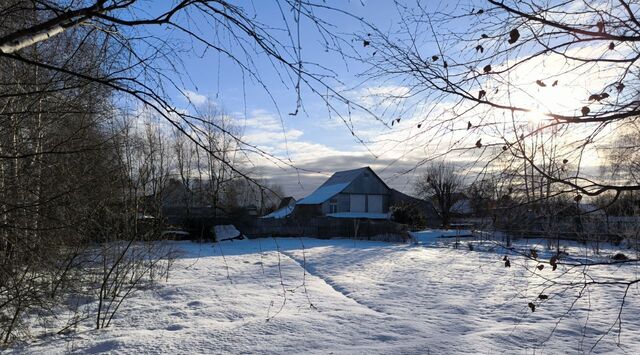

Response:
(293, 167), (392, 219)
(261, 167), (440, 226)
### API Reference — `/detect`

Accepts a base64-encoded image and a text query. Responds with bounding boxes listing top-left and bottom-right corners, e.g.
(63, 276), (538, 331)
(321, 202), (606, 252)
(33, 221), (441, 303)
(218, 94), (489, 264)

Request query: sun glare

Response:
(525, 110), (546, 125)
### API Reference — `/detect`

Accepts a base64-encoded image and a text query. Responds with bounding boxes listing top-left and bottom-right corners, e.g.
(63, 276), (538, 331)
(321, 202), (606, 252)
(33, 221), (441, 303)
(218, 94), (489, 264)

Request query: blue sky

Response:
(164, 1), (432, 198)
(148, 0), (610, 199)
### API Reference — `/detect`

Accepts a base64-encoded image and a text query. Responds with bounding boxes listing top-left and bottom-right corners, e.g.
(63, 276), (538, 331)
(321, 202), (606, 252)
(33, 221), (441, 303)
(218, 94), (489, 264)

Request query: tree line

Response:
(0, 1), (283, 343)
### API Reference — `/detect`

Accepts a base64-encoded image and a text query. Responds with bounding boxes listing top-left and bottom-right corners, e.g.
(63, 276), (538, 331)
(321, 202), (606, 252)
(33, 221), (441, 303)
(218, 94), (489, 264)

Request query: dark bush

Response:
(612, 252), (629, 261)
(391, 203), (426, 228)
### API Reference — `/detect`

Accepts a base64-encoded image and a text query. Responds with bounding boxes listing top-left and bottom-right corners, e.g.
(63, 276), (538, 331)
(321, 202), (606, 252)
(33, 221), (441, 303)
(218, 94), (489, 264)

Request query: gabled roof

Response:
(278, 196), (296, 209)
(320, 167), (370, 186)
(261, 205), (294, 219)
(297, 167), (387, 205)
(296, 182), (350, 205)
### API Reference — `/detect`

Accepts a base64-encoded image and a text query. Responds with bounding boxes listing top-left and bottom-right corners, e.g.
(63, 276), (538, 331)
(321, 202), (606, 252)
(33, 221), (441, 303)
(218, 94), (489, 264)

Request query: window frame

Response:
(329, 197), (338, 213)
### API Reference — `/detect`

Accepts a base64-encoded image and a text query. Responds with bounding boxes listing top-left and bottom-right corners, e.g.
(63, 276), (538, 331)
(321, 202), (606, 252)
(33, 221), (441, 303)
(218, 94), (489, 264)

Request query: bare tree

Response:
(605, 121), (640, 186)
(0, 0), (380, 185)
(0, 0), (382, 343)
(0, 2), (124, 341)
(361, 0), (640, 198)
(415, 161), (462, 227)
(0, 0), (314, 343)
(357, 1), (640, 347)
(197, 102), (244, 218)
(172, 127), (196, 217)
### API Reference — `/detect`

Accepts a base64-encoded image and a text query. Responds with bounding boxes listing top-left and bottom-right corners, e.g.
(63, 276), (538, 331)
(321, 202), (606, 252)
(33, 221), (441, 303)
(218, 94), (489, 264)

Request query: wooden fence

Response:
(240, 217), (411, 242)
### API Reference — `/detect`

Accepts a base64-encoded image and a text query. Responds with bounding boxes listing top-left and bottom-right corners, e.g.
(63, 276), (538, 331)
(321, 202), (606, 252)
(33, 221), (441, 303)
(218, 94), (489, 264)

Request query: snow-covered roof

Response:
(327, 212), (391, 219)
(261, 205), (294, 219)
(278, 196), (296, 209)
(297, 182), (350, 205)
(214, 225), (242, 241)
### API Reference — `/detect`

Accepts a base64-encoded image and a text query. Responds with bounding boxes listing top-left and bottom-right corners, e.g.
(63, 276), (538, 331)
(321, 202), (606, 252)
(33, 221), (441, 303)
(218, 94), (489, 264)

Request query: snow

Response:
(213, 225), (243, 241)
(327, 212), (391, 219)
(9, 233), (640, 354)
(296, 182), (349, 205)
(261, 205), (294, 219)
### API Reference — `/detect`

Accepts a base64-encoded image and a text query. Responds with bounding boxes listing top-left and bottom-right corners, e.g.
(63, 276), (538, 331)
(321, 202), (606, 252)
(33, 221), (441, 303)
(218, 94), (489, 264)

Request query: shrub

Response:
(612, 252), (629, 261)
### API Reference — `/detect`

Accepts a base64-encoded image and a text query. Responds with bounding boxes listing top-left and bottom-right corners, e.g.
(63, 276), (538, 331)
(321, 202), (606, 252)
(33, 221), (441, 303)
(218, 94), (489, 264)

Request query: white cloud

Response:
(183, 90), (208, 106)
(244, 129), (303, 146)
(238, 110), (344, 168)
(242, 109), (287, 132)
(227, 42), (623, 197)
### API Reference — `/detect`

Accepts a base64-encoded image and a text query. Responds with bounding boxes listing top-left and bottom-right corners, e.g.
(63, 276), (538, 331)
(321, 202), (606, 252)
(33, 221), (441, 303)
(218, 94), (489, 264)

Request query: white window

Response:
(350, 194), (366, 212)
(329, 198), (338, 213)
(368, 195), (383, 213)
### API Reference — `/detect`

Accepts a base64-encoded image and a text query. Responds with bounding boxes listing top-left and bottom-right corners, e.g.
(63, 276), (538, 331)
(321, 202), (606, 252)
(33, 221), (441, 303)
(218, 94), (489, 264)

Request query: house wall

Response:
(321, 193), (390, 213)
(321, 200), (330, 214)
(368, 194), (384, 212)
(338, 194), (350, 211)
(320, 194), (350, 214)
(309, 168), (393, 215)
(341, 170), (390, 213)
(294, 204), (323, 219)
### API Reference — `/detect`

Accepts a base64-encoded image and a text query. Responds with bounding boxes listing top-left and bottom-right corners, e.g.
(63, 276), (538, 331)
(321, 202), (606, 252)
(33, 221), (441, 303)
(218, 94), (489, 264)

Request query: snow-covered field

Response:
(9, 231), (640, 354)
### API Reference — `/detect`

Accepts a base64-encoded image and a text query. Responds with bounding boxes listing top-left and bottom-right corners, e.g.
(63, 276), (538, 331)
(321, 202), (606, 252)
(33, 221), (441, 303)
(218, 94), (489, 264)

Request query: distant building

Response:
(261, 167), (439, 225)
(389, 189), (441, 226)
(251, 167), (441, 238)
(278, 196), (296, 210)
(294, 167), (391, 219)
(261, 197), (296, 219)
